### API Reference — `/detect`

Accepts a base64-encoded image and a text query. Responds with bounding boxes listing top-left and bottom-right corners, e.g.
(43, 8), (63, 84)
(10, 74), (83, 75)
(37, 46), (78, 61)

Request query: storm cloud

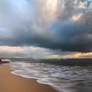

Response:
(0, 0), (92, 52)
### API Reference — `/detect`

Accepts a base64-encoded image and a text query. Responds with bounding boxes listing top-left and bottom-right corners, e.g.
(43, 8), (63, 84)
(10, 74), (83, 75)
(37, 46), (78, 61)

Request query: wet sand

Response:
(0, 65), (58, 92)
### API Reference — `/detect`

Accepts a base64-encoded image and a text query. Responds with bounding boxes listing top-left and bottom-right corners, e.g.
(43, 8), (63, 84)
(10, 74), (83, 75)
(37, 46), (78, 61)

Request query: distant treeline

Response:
(7, 58), (92, 66)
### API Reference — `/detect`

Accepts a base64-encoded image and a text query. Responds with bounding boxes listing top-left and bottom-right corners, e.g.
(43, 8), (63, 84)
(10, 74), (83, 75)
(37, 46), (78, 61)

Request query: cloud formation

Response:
(0, 46), (72, 59)
(0, 0), (92, 53)
(0, 46), (92, 59)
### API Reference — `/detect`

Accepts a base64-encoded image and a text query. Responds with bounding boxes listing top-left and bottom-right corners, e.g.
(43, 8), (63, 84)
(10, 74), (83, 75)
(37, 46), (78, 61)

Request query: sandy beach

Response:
(0, 65), (58, 92)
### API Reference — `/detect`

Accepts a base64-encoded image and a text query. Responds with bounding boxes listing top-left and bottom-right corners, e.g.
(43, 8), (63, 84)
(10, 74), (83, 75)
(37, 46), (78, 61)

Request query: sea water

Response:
(9, 61), (92, 92)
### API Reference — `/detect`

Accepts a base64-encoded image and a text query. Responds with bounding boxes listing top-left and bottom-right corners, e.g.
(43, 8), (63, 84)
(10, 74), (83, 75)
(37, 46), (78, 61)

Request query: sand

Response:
(0, 65), (58, 92)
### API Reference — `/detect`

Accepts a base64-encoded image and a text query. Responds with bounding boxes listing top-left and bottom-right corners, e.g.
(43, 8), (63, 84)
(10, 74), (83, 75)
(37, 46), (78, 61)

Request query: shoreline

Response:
(0, 64), (58, 92)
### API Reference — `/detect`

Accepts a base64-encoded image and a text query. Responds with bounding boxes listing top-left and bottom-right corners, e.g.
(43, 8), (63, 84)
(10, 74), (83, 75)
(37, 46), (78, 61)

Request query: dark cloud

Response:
(0, 0), (92, 52)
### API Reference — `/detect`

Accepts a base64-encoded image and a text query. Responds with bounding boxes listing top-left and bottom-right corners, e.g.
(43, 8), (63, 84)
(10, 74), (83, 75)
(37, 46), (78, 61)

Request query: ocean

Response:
(9, 61), (92, 92)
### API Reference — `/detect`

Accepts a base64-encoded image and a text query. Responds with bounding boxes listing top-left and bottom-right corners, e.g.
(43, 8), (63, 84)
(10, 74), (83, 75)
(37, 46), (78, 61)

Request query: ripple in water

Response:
(9, 62), (92, 92)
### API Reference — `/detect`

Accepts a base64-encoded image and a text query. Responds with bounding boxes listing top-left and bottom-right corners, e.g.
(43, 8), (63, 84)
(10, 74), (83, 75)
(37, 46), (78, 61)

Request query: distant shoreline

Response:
(7, 58), (92, 66)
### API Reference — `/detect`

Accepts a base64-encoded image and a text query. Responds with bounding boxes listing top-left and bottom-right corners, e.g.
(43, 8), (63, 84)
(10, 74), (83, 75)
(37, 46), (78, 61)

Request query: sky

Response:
(0, 0), (92, 59)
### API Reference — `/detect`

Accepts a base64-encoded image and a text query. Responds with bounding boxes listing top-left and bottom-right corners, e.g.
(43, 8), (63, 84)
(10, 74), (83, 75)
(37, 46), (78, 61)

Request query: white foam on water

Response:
(9, 62), (92, 92)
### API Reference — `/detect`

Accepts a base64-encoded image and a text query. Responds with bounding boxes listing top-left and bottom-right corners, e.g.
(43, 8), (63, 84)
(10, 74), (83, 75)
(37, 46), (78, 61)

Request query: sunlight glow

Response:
(72, 52), (92, 58)
(47, 52), (92, 59)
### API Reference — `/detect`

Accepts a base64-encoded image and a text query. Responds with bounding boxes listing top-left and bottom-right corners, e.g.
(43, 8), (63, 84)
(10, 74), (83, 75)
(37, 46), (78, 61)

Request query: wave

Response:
(9, 62), (92, 92)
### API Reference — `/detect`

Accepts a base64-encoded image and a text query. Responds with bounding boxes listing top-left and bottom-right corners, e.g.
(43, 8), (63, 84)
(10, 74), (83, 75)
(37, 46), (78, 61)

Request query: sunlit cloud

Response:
(77, 1), (87, 9)
(37, 0), (58, 22)
(71, 13), (83, 22)
(45, 0), (58, 21)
